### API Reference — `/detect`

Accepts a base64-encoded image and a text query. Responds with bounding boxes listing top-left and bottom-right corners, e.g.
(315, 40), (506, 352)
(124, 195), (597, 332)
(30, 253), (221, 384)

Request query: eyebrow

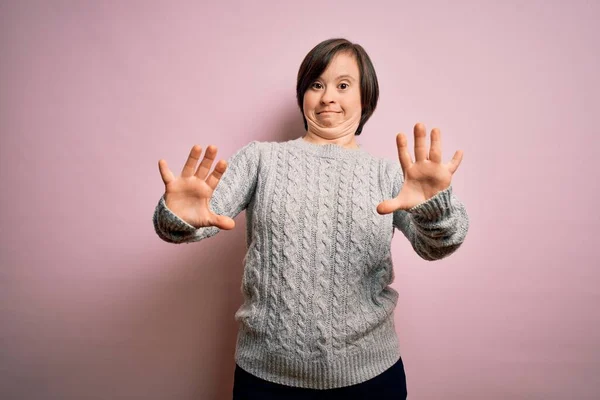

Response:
(317, 74), (357, 81)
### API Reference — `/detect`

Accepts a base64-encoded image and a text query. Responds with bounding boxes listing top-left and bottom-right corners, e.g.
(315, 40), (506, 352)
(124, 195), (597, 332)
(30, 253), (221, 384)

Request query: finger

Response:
(205, 160), (228, 190)
(210, 213), (236, 230)
(182, 145), (202, 178)
(429, 128), (443, 163)
(396, 133), (412, 173)
(158, 159), (175, 185)
(414, 122), (428, 162)
(195, 145), (218, 180)
(447, 150), (463, 174)
(377, 197), (404, 215)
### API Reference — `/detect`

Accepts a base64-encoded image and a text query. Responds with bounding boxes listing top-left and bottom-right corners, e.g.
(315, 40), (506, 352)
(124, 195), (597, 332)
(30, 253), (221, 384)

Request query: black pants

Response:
(232, 357), (407, 399)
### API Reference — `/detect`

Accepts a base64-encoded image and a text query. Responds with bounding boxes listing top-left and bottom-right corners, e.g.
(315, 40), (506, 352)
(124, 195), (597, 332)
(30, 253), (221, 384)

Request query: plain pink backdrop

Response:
(1, 1), (598, 399)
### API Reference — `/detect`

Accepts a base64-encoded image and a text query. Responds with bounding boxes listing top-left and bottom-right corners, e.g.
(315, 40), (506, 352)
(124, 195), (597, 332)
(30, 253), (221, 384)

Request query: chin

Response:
(321, 123), (338, 129)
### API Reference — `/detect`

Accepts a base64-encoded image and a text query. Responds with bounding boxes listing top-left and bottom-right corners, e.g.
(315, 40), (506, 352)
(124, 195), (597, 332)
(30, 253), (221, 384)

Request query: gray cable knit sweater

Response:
(153, 137), (469, 389)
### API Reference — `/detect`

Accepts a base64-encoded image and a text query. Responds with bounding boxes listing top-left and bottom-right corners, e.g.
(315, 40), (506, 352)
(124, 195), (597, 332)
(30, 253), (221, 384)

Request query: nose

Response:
(320, 85), (336, 104)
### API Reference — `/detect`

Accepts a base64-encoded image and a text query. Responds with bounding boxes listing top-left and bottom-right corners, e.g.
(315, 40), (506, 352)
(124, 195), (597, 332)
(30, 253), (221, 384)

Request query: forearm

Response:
(152, 141), (261, 244)
(395, 185), (469, 261)
(153, 196), (220, 244)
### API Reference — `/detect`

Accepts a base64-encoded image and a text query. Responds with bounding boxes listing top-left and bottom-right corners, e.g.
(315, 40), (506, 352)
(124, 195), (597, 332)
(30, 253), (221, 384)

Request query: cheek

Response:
(347, 95), (362, 114)
(303, 92), (315, 105)
(303, 95), (318, 114)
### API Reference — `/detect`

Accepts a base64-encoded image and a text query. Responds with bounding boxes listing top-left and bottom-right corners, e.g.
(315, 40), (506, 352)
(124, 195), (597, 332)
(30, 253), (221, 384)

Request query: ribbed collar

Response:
(286, 137), (370, 159)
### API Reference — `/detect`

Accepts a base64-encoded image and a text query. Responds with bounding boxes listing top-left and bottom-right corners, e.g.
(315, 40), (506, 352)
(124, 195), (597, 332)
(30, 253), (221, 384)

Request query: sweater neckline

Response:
(287, 137), (369, 159)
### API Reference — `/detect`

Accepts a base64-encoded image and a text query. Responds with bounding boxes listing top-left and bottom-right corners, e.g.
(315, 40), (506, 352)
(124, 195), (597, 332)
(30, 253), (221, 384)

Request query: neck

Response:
(302, 130), (359, 149)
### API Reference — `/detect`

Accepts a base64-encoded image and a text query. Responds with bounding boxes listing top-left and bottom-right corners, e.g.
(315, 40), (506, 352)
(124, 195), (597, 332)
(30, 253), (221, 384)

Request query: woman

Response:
(153, 38), (469, 399)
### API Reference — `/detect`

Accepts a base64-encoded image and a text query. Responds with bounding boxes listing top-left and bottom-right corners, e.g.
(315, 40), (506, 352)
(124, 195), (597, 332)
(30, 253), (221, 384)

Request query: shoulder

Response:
(237, 139), (283, 155)
(229, 140), (273, 160)
(358, 152), (400, 180)
(381, 157), (401, 178)
(228, 140), (290, 170)
(375, 157), (403, 196)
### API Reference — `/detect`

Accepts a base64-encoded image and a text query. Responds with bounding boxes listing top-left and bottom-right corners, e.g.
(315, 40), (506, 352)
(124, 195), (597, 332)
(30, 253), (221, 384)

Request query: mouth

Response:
(318, 111), (340, 114)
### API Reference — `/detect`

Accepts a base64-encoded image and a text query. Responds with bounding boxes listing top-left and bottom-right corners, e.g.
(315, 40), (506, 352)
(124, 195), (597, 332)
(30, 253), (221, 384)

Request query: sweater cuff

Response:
(158, 196), (199, 232)
(155, 196), (222, 243)
(407, 185), (454, 222)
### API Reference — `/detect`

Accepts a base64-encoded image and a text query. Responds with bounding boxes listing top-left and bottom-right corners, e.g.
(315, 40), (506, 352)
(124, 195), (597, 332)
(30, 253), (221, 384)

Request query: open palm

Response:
(377, 123), (463, 214)
(158, 145), (235, 230)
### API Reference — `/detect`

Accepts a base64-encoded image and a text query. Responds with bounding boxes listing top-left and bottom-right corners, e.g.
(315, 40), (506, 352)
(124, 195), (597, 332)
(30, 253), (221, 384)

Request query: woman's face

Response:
(303, 51), (362, 141)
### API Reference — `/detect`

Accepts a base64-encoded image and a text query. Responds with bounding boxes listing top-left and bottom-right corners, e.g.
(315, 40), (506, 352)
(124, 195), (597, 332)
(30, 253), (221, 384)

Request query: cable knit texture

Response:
(153, 137), (469, 389)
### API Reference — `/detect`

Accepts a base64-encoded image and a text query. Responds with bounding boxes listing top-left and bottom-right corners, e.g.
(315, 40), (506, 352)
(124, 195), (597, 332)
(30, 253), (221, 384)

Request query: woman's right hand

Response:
(158, 145), (235, 230)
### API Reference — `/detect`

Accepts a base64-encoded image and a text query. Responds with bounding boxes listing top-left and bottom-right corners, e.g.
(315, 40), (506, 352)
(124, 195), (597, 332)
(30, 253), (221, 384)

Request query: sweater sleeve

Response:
(152, 141), (261, 244)
(385, 160), (470, 261)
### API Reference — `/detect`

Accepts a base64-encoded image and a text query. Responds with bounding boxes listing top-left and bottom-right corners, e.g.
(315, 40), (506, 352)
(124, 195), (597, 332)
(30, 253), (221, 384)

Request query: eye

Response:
(311, 82), (323, 89)
(339, 83), (349, 90)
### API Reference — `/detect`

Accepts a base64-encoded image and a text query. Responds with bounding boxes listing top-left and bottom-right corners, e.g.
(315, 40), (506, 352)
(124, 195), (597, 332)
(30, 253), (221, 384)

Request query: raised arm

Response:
(390, 171), (469, 260)
(153, 141), (260, 244)
(378, 123), (469, 260)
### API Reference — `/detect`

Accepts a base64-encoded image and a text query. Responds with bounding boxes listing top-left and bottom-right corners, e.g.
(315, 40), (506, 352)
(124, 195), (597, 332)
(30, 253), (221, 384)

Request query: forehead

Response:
(320, 52), (359, 79)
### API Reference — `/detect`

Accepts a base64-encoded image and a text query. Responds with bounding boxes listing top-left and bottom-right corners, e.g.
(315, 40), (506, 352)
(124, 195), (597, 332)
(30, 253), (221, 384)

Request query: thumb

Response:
(377, 197), (404, 215)
(210, 214), (236, 230)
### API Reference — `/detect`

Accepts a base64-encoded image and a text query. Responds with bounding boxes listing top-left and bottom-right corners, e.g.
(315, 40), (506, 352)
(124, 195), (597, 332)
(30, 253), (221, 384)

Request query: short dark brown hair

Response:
(296, 38), (379, 136)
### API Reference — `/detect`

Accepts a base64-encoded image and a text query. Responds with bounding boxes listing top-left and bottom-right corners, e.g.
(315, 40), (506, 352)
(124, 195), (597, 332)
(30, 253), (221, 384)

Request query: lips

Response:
(318, 111), (340, 114)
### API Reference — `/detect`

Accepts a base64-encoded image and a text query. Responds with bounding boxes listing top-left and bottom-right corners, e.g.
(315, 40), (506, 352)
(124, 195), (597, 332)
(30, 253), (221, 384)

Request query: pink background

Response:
(1, 1), (598, 399)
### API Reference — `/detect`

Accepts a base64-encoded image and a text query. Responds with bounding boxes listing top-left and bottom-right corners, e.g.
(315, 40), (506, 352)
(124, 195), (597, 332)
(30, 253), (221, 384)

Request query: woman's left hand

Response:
(377, 122), (463, 214)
